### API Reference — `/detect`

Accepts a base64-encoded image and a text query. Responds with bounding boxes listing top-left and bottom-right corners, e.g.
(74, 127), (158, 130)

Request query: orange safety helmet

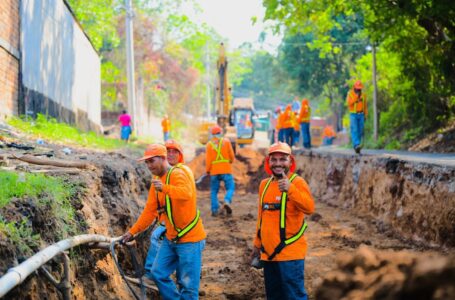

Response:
(301, 98), (309, 105)
(211, 125), (222, 135)
(138, 144), (167, 161)
(353, 80), (363, 89)
(165, 139), (184, 163)
(264, 142), (296, 175)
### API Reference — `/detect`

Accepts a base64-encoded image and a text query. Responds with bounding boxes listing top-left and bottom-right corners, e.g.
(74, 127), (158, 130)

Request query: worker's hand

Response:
(250, 246), (261, 262)
(151, 179), (163, 191)
(120, 232), (133, 244)
(277, 172), (290, 192)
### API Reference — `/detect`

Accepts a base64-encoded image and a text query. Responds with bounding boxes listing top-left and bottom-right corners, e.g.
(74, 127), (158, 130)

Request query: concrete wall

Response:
(20, 0), (101, 131)
(0, 0), (20, 121)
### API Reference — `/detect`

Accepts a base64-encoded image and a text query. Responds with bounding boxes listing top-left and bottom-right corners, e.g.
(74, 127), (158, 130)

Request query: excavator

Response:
(198, 43), (255, 147)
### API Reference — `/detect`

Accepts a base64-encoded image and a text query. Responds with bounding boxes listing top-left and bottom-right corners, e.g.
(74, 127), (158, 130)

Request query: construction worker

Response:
(292, 111), (300, 147)
(280, 104), (295, 146)
(299, 99), (311, 149)
(121, 144), (206, 299)
(251, 142), (315, 300)
(276, 106), (285, 143)
(322, 125), (336, 145)
(346, 80), (367, 154)
(161, 115), (171, 142)
(118, 110), (132, 142)
(269, 106), (281, 144)
(143, 140), (195, 282)
(206, 125), (235, 216)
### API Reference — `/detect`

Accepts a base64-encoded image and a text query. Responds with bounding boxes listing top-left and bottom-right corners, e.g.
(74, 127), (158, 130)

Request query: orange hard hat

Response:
(286, 104), (292, 110)
(264, 142), (296, 175)
(353, 80), (363, 89)
(301, 98), (309, 105)
(138, 144), (167, 161)
(165, 139), (184, 163)
(211, 125), (222, 135)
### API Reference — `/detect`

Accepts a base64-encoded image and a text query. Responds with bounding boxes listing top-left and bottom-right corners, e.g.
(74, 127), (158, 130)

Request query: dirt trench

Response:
(1, 146), (455, 300)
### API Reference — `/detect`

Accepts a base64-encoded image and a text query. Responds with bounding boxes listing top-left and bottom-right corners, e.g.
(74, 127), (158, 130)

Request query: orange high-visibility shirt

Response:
(276, 112), (284, 130)
(299, 104), (311, 123)
(281, 108), (296, 129)
(161, 118), (171, 133)
(254, 174), (315, 261)
(346, 89), (368, 117)
(205, 137), (235, 175)
(323, 126), (336, 138)
(129, 167), (206, 243)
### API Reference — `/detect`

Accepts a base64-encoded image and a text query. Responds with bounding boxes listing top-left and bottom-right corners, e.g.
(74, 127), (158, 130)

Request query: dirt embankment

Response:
(294, 151), (455, 247)
(1, 149), (151, 300)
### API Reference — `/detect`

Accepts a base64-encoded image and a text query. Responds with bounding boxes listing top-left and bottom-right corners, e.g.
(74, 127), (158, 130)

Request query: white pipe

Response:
(0, 234), (121, 298)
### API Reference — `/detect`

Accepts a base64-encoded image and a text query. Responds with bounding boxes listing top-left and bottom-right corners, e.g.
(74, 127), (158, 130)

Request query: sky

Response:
(181, 0), (282, 52)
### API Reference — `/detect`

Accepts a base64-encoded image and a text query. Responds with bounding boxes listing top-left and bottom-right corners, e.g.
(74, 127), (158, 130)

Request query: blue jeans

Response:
(151, 238), (206, 300)
(263, 260), (308, 300)
(144, 224), (166, 278)
(350, 113), (364, 148)
(323, 137), (334, 145)
(278, 129), (285, 142)
(210, 174), (235, 214)
(282, 128), (294, 146)
(163, 131), (170, 141)
(292, 130), (300, 146)
(301, 123), (311, 149)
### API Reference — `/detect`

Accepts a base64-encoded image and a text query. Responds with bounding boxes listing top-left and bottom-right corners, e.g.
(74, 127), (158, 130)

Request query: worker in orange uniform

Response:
(299, 99), (311, 149)
(121, 144), (206, 299)
(206, 125), (235, 216)
(280, 104), (295, 146)
(322, 125), (336, 145)
(251, 142), (315, 300)
(143, 140), (195, 283)
(346, 80), (367, 154)
(161, 115), (171, 142)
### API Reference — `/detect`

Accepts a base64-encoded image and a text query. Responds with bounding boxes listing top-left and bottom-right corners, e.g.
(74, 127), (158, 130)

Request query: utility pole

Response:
(125, 0), (137, 134)
(205, 43), (211, 119)
(372, 44), (378, 141)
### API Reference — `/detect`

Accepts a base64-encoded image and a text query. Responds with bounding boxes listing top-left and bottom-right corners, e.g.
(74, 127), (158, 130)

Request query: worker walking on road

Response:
(251, 142), (315, 300)
(118, 110), (132, 142)
(206, 125), (235, 216)
(161, 115), (171, 142)
(143, 140), (195, 282)
(347, 80), (367, 154)
(121, 144), (206, 300)
(299, 99), (311, 149)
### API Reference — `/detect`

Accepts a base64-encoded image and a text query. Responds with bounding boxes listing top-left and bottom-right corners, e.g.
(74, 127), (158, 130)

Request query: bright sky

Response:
(182, 0), (282, 51)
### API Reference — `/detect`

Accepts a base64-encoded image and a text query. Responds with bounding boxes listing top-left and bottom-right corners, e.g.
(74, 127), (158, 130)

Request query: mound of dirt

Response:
(187, 147), (267, 194)
(409, 121), (455, 153)
(315, 245), (455, 300)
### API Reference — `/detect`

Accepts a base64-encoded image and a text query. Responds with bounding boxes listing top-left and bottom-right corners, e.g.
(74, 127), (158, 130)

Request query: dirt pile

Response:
(409, 121), (455, 153)
(294, 151), (455, 247)
(187, 147), (267, 194)
(316, 245), (455, 300)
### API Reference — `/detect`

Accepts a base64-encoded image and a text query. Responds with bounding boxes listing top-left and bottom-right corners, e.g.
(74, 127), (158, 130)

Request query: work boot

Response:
(211, 210), (219, 217)
(224, 203), (232, 215)
(354, 146), (361, 154)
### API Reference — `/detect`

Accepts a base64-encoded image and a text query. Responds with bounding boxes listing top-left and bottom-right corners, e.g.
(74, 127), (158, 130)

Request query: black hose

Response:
(110, 240), (144, 300)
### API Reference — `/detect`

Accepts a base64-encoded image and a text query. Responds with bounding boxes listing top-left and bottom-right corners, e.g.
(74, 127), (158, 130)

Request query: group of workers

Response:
(120, 133), (314, 299)
(270, 80), (367, 153)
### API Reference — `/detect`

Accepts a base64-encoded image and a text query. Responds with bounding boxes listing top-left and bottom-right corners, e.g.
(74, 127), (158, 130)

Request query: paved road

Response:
(303, 146), (455, 168)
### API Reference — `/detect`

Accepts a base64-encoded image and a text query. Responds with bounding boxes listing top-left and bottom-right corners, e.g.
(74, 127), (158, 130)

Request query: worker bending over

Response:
(121, 144), (206, 300)
(251, 142), (315, 300)
(206, 125), (235, 216)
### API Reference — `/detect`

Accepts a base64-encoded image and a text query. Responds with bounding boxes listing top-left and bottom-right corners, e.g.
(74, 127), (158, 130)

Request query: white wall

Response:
(20, 0), (101, 126)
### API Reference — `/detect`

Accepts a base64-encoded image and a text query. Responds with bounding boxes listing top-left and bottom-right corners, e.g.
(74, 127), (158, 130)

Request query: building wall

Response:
(0, 0), (20, 121)
(20, 0), (101, 131)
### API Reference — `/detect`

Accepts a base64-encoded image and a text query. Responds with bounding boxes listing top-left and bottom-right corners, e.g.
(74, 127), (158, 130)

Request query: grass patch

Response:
(0, 170), (80, 255)
(8, 114), (132, 150)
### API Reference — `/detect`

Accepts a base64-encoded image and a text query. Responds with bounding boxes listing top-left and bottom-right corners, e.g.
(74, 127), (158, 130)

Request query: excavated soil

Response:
(1, 139), (454, 299)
